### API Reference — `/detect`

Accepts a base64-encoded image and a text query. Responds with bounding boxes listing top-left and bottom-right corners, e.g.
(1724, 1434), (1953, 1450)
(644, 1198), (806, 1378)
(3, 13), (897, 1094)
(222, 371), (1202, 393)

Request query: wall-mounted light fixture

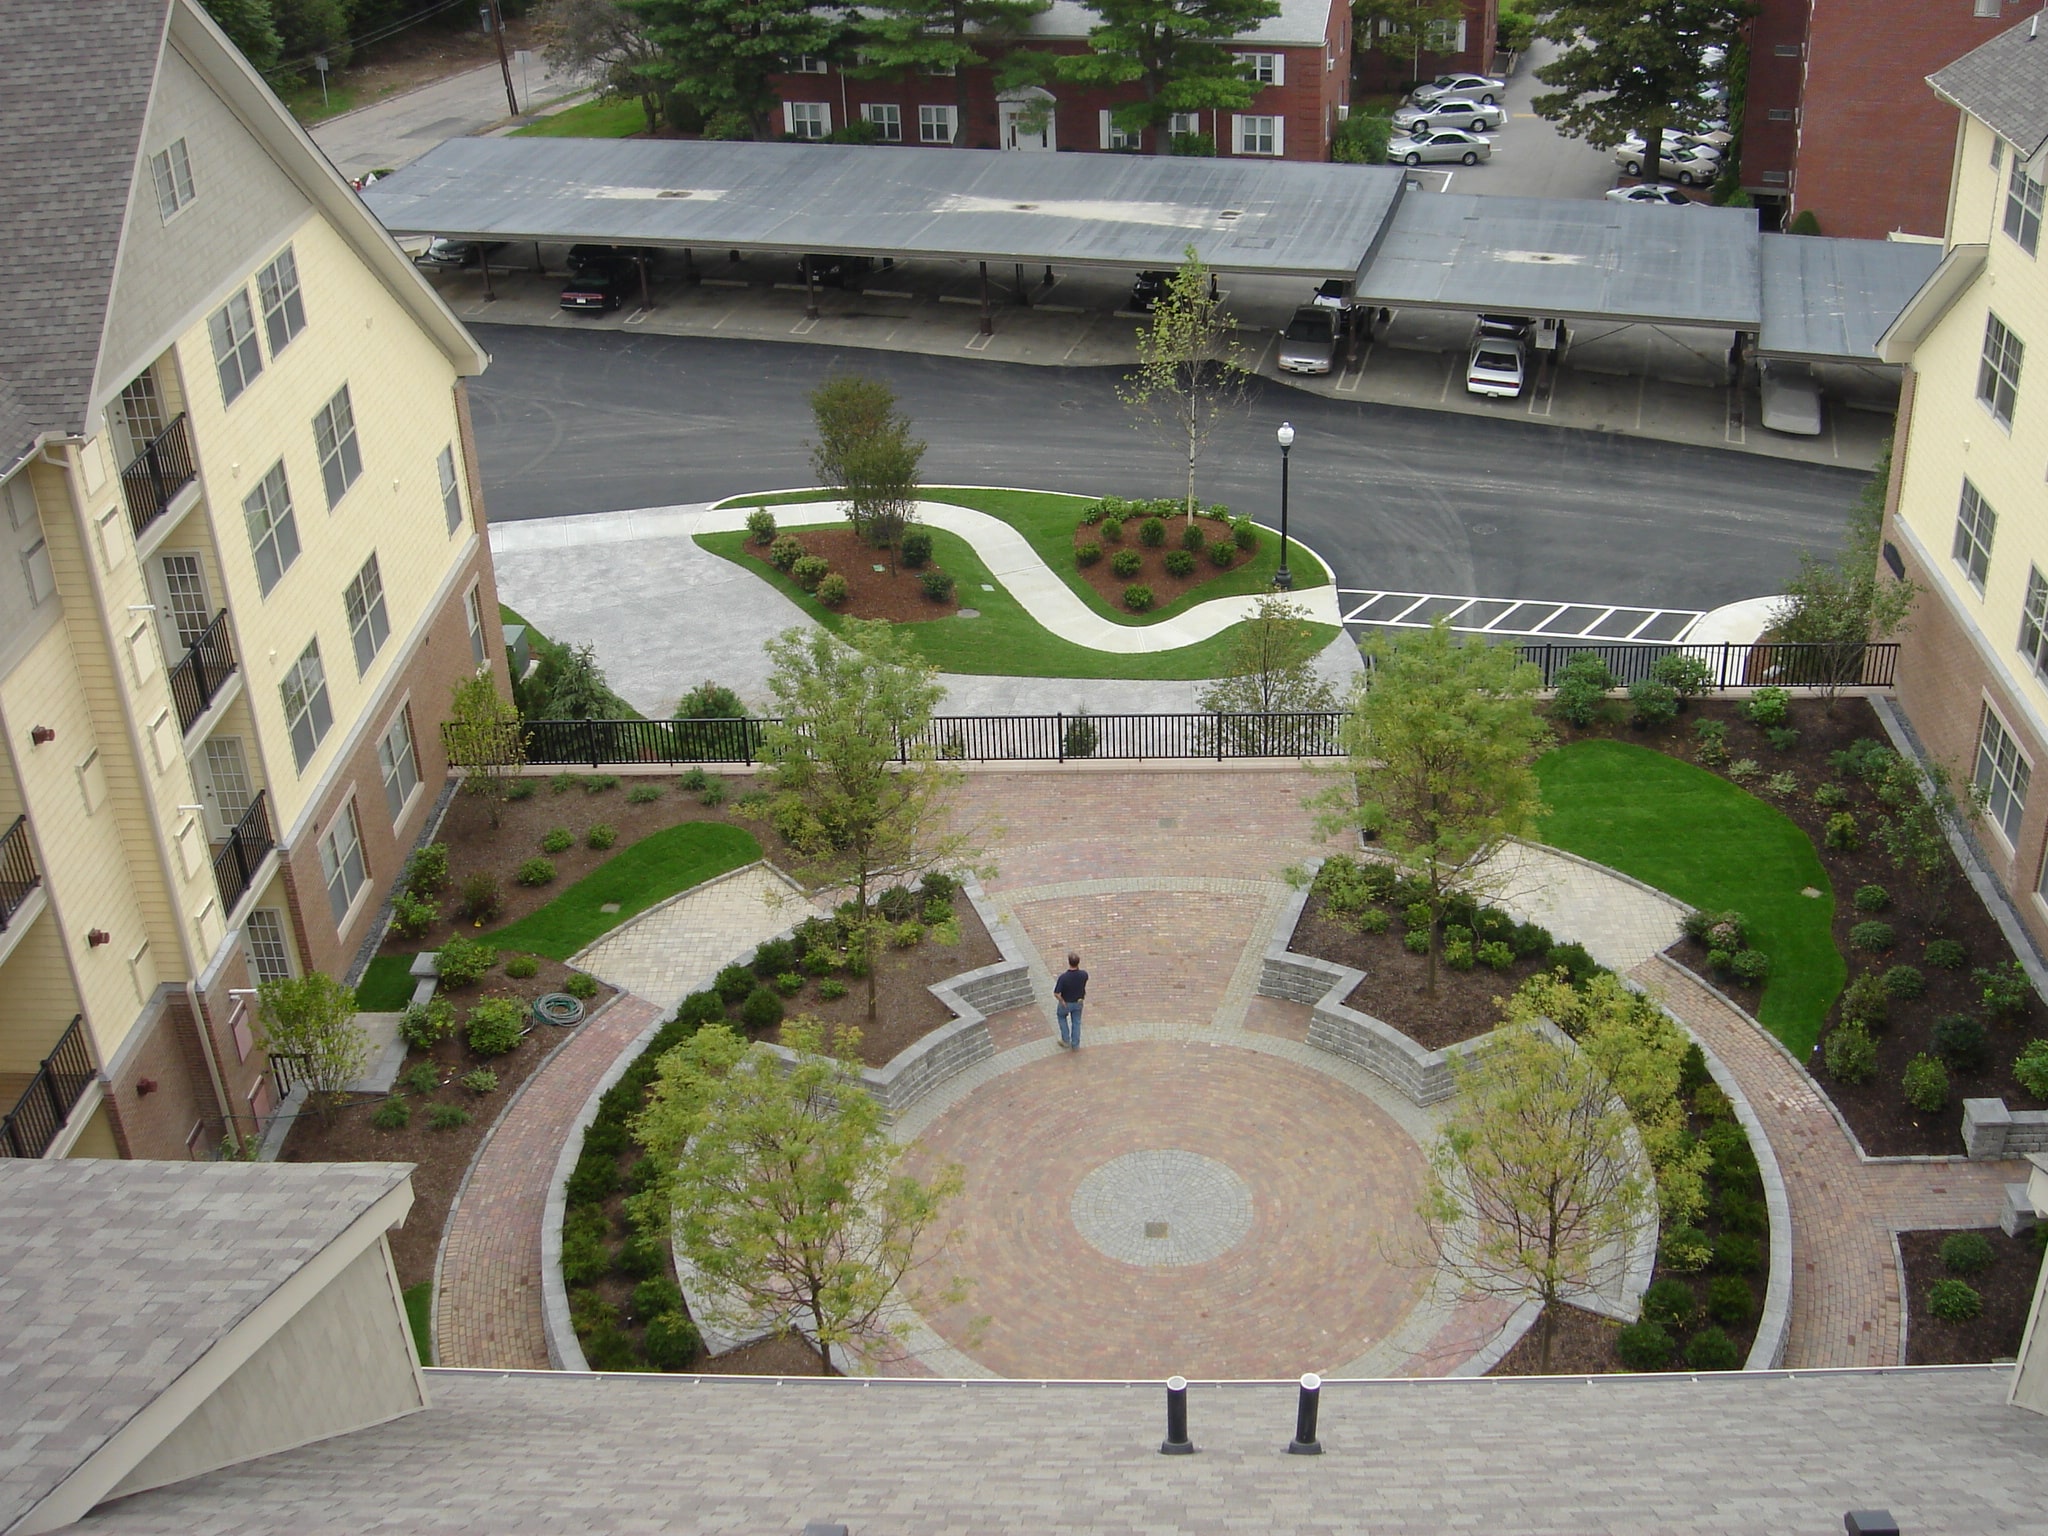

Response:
(30, 725), (54, 746)
(136, 1077), (157, 1097)
(87, 928), (111, 948)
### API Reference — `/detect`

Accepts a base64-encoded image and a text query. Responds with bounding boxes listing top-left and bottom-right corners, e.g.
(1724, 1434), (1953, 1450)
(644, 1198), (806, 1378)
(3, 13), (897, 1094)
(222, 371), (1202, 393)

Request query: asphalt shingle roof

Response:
(0, 0), (168, 469)
(0, 1159), (413, 1535)
(1928, 13), (2048, 161)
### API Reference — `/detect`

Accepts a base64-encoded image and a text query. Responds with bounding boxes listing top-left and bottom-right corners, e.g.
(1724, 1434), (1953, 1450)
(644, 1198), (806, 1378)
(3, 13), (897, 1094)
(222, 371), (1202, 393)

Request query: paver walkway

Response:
(569, 862), (816, 1015)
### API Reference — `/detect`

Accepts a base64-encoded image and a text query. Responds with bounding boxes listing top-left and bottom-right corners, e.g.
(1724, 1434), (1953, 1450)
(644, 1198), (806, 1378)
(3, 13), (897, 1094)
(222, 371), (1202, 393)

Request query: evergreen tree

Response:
(1057, 0), (1282, 154)
(627, 0), (844, 139)
(853, 0), (1051, 145)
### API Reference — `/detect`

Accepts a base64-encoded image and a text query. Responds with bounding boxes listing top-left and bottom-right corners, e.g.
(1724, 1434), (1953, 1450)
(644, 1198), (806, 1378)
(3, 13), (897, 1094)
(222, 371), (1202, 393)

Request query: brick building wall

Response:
(1738, 0), (1808, 201)
(1352, 0), (1500, 97)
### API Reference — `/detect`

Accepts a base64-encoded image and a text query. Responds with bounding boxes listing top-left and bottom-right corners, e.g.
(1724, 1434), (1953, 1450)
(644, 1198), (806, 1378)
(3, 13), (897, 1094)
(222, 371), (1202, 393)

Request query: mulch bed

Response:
(1071, 515), (1251, 611)
(279, 957), (614, 1290)
(1491, 1304), (1625, 1375)
(1900, 1227), (2042, 1364)
(733, 527), (960, 622)
(1561, 695), (2047, 1156)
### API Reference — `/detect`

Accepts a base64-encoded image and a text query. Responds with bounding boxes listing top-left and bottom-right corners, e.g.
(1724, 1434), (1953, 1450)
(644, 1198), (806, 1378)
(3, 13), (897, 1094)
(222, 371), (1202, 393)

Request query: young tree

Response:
(809, 376), (926, 551)
(635, 1019), (965, 1373)
(852, 0), (1050, 145)
(1317, 618), (1550, 994)
(1056, 0), (1280, 153)
(1120, 249), (1253, 521)
(200, 0), (283, 71)
(1419, 1020), (1652, 1373)
(256, 973), (370, 1123)
(444, 671), (527, 829)
(757, 620), (992, 1023)
(1355, 0), (1470, 87)
(535, 0), (668, 132)
(626, 0), (843, 140)
(1197, 595), (1340, 753)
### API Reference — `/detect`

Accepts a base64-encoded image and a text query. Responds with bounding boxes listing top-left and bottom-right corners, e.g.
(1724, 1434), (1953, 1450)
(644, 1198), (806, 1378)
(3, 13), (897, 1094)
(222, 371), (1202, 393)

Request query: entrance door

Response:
(999, 95), (1056, 151)
(198, 737), (254, 840)
(156, 552), (210, 658)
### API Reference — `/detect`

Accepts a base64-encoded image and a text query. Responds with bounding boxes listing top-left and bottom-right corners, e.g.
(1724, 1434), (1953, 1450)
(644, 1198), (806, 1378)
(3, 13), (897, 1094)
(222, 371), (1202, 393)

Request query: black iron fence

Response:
(0, 814), (41, 929)
(212, 790), (275, 916)
(120, 413), (197, 538)
(1514, 639), (1899, 690)
(169, 610), (238, 734)
(2, 1016), (94, 1159)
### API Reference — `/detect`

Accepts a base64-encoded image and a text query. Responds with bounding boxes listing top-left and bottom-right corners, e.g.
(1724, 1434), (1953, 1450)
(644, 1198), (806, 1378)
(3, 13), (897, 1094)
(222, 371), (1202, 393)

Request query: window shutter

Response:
(1100, 108), (1114, 149)
(1232, 114), (1246, 154)
(1271, 53), (1284, 88)
(783, 101), (797, 135)
(1272, 117), (1285, 157)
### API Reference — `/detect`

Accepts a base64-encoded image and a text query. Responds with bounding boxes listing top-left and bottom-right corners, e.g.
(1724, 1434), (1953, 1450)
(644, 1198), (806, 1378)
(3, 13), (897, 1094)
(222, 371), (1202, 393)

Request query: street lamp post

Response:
(1274, 421), (1295, 591)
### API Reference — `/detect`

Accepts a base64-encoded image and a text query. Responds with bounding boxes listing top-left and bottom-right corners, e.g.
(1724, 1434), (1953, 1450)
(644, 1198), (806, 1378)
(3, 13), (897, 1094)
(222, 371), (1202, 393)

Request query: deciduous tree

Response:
(626, 0), (842, 139)
(1120, 248), (1252, 521)
(256, 973), (370, 1122)
(535, 0), (667, 131)
(201, 0), (283, 71)
(444, 671), (527, 828)
(852, 0), (1050, 145)
(1198, 595), (1339, 752)
(808, 376), (926, 551)
(1354, 0), (1469, 87)
(1055, 0), (1280, 153)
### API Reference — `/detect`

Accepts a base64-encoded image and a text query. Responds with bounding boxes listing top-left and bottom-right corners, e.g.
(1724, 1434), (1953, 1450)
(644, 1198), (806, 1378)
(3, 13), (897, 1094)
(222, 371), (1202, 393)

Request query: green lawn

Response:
(403, 1282), (433, 1365)
(357, 952), (419, 1011)
(512, 96), (647, 138)
(695, 523), (1336, 680)
(1535, 739), (1845, 1055)
(484, 821), (761, 960)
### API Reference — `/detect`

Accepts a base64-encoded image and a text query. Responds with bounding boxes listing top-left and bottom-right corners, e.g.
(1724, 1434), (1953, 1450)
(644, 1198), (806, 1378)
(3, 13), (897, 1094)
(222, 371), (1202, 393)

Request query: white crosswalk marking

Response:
(1338, 589), (1704, 642)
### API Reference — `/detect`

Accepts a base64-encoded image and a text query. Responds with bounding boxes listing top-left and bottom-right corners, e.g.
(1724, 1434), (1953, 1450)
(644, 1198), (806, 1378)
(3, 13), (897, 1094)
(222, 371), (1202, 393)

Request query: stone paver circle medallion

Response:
(1069, 1149), (1254, 1268)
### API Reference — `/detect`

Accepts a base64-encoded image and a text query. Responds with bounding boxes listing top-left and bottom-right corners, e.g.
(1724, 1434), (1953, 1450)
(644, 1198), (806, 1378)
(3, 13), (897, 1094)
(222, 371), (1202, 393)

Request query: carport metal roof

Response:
(1755, 233), (1943, 363)
(361, 137), (1406, 279)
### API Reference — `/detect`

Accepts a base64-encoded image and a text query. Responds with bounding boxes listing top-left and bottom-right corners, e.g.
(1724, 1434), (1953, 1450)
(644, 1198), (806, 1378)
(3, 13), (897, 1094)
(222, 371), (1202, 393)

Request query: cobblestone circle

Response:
(1069, 1150), (1255, 1268)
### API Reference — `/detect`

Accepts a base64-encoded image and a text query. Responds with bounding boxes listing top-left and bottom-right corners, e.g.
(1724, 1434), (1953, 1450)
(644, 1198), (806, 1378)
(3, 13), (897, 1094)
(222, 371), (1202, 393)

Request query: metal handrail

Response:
(1, 1016), (94, 1158)
(169, 610), (238, 735)
(0, 814), (41, 930)
(211, 789), (274, 916)
(119, 413), (197, 537)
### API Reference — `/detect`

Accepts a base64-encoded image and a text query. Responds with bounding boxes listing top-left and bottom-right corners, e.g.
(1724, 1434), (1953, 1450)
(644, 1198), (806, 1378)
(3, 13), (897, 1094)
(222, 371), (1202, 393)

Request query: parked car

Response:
(1392, 97), (1507, 135)
(568, 243), (661, 275)
(1605, 184), (1695, 205)
(1277, 306), (1340, 375)
(800, 253), (873, 287)
(1388, 128), (1492, 167)
(1758, 359), (1823, 436)
(1475, 313), (1533, 342)
(1129, 269), (1173, 311)
(416, 238), (504, 271)
(1411, 73), (1506, 105)
(1618, 129), (1724, 162)
(1312, 278), (1355, 313)
(1612, 143), (1721, 186)
(559, 265), (627, 313)
(1465, 336), (1527, 399)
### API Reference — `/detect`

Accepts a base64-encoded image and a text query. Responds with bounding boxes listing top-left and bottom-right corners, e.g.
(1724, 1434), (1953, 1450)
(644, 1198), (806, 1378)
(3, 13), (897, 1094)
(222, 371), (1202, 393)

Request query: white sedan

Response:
(1394, 97), (1507, 135)
(1389, 128), (1492, 166)
(1612, 143), (1721, 186)
(1605, 184), (1695, 205)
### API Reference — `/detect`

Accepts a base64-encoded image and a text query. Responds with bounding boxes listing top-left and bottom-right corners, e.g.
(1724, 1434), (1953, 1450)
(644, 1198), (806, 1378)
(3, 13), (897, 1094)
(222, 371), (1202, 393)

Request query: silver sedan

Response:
(1393, 97), (1507, 135)
(1412, 73), (1507, 105)
(1612, 142), (1721, 186)
(1388, 128), (1493, 167)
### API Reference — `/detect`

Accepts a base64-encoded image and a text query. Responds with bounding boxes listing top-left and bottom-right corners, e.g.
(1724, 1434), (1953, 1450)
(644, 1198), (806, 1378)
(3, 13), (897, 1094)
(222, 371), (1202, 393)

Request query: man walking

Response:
(1054, 952), (1088, 1050)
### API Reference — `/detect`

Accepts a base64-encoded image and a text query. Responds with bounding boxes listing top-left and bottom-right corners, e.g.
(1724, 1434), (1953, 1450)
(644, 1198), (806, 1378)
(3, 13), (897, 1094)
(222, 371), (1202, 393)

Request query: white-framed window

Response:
(1975, 0), (2003, 17)
(379, 708), (421, 823)
(2005, 159), (2043, 257)
(257, 246), (306, 355)
(1993, 135), (2006, 171)
(208, 289), (263, 407)
(244, 908), (293, 984)
(4, 474), (36, 531)
(1168, 112), (1201, 137)
(1976, 704), (2030, 847)
(1979, 312), (2024, 428)
(438, 444), (464, 533)
(919, 60), (956, 76)
(785, 102), (830, 140)
(1234, 114), (1282, 156)
(314, 385), (362, 508)
(22, 539), (54, 606)
(1101, 110), (1138, 150)
(465, 585), (488, 667)
(862, 103), (902, 142)
(918, 104), (957, 144)
(242, 462), (301, 596)
(1426, 18), (1467, 52)
(281, 637), (333, 772)
(319, 800), (367, 924)
(1240, 52), (1283, 86)
(1768, 108), (1796, 122)
(792, 53), (829, 73)
(344, 553), (390, 675)
(1953, 480), (1996, 591)
(2021, 566), (2048, 677)
(151, 138), (195, 221)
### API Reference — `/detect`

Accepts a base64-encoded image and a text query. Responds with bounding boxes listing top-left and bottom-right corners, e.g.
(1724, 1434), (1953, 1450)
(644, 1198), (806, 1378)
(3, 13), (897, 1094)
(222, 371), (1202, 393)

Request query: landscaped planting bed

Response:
(727, 524), (963, 622)
(1899, 1226), (2044, 1364)
(1068, 498), (1266, 614)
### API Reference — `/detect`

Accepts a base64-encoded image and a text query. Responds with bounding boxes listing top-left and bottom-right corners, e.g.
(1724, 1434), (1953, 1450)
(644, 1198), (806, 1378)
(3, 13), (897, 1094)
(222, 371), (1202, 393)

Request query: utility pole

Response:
(487, 0), (519, 117)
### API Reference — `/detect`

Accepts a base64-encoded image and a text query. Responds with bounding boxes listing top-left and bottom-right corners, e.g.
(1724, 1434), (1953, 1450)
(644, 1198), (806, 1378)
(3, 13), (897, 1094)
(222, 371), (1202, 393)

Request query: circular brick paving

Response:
(1069, 1150), (1255, 1268)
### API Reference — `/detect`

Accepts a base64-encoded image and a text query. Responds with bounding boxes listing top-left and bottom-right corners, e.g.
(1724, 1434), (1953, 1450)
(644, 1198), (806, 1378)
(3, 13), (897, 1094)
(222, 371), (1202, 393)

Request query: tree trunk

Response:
(1424, 915), (1439, 997)
(1640, 124), (1661, 183)
(1537, 1299), (1555, 1372)
(809, 1296), (832, 1374)
(953, 18), (970, 145)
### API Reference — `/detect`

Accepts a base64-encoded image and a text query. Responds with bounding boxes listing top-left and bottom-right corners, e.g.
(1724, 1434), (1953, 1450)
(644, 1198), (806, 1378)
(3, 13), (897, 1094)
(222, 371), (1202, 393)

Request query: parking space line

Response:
(1338, 590), (1706, 642)
(1335, 344), (1368, 393)
(965, 330), (994, 351)
(790, 316), (819, 335)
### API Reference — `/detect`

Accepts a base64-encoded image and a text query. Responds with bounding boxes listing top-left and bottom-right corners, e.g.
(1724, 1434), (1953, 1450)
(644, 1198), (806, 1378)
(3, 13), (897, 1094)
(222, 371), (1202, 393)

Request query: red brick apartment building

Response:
(767, 0), (1349, 161)
(1742, 0), (2046, 236)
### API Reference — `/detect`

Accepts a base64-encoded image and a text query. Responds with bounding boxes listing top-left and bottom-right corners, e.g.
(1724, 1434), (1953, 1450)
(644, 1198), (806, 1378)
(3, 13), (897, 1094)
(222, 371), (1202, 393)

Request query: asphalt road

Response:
(466, 325), (1871, 611)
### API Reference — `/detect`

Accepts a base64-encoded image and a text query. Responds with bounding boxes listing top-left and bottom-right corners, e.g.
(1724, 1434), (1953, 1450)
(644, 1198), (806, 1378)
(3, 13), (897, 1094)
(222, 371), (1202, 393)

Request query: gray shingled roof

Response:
(0, 1160), (413, 1535)
(1928, 13), (2048, 161)
(70, 1364), (2048, 1532)
(0, 1), (168, 469)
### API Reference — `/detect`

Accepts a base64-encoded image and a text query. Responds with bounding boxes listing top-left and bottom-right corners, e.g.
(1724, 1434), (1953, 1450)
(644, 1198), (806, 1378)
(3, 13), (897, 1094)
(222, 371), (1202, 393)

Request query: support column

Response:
(1014, 262), (1031, 307)
(636, 254), (652, 311)
(978, 260), (993, 337)
(804, 259), (820, 320)
(480, 253), (496, 302)
(683, 248), (699, 285)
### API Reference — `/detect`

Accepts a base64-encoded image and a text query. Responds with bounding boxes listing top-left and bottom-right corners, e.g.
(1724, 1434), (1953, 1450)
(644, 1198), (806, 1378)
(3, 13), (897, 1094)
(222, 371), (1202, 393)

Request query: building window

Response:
(2005, 161), (2043, 257)
(438, 444), (464, 533)
(466, 585), (488, 667)
(1767, 108), (1795, 122)
(1976, 706), (2030, 846)
(1241, 52), (1282, 85)
(1773, 42), (1801, 57)
(379, 708), (421, 823)
(1168, 112), (1201, 137)
(1978, 312), (2024, 428)
(208, 290), (263, 407)
(862, 103), (902, 142)
(314, 385), (362, 508)
(244, 909), (293, 984)
(1975, 0), (2003, 16)
(1235, 115), (1281, 156)
(22, 539), (54, 606)
(242, 463), (301, 595)
(1953, 481), (1996, 591)
(319, 800), (367, 924)
(785, 102), (829, 140)
(792, 53), (828, 73)
(1761, 170), (1788, 186)
(1102, 111), (1138, 150)
(2023, 567), (2048, 678)
(281, 637), (333, 772)
(1424, 19), (1465, 52)
(344, 553), (390, 675)
(919, 104), (957, 144)
(918, 61), (956, 76)
(257, 246), (306, 355)
(151, 138), (196, 221)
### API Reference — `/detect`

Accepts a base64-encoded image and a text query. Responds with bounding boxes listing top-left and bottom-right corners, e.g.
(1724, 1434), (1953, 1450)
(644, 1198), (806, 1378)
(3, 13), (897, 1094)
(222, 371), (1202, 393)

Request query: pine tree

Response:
(853, 0), (1051, 145)
(1057, 0), (1282, 154)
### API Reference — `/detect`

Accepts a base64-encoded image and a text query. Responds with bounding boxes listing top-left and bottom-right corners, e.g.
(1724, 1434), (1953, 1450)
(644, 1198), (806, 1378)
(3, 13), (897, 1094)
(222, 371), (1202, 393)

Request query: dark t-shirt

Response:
(1054, 967), (1089, 1003)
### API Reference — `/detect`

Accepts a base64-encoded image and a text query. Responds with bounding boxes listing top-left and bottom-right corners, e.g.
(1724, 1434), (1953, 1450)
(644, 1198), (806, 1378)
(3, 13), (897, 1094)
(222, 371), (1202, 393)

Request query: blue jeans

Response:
(1056, 998), (1083, 1048)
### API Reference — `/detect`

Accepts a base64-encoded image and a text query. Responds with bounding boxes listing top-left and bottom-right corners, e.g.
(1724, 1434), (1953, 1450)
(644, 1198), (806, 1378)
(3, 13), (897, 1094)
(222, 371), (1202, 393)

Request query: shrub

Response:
(1100, 515), (1124, 543)
(1726, 758), (1760, 782)
(436, 935), (497, 987)
(560, 1218), (611, 1287)
(1813, 781), (1850, 809)
(819, 978), (849, 999)
(679, 767), (709, 791)
(466, 997), (526, 1056)
(1403, 929), (1431, 955)
(1728, 948), (1770, 984)
(461, 1067), (498, 1094)
(550, 773), (580, 795)
(920, 568), (955, 602)
(1692, 717), (1730, 764)
(1941, 1232), (1996, 1275)
(1651, 653), (1714, 698)
(899, 528), (933, 568)
(673, 990), (726, 1029)
(1659, 1225), (1711, 1273)
(1932, 1012), (1988, 1073)
(1232, 517), (1258, 552)
(1204, 502), (1232, 522)
(1852, 884), (1890, 913)
(877, 886), (919, 921)
(1110, 548), (1142, 578)
(675, 680), (747, 720)
(643, 1311), (702, 1370)
(540, 827), (574, 854)
(753, 937), (800, 977)
(1546, 941), (1600, 986)
(700, 779), (726, 807)
(1927, 1278), (1983, 1322)
(1924, 938), (1968, 971)
(1765, 726), (1800, 753)
(768, 534), (804, 571)
(1684, 1327), (1740, 1371)
(1123, 585), (1155, 613)
(740, 986), (784, 1030)
(1138, 515), (1166, 547)
(399, 996), (457, 1051)
(771, 970), (805, 998)
(714, 963), (755, 1005)
(458, 873), (502, 925)
(1627, 679), (1679, 728)
(2014, 1038), (2048, 1098)
(427, 1102), (473, 1131)
(1715, 1189), (1766, 1236)
(1208, 540), (1236, 568)
(1164, 549), (1196, 577)
(371, 1096), (411, 1130)
(1825, 1021), (1877, 1084)
(790, 555), (830, 591)
(1902, 1052), (1949, 1113)
(1712, 1233), (1761, 1274)
(1075, 542), (1103, 567)
(1179, 521), (1205, 552)
(505, 778), (537, 801)
(1640, 1277), (1697, 1330)
(816, 573), (849, 608)
(1693, 1082), (1734, 1124)
(1477, 939), (1514, 971)
(1615, 1320), (1674, 1370)
(745, 508), (778, 545)
(390, 889), (438, 940)
(517, 857), (557, 887)
(1825, 813), (1862, 851)
(402, 1062), (441, 1096)
(1743, 687), (1790, 727)
(1847, 920), (1893, 953)
(1682, 909), (1748, 949)
(565, 971), (600, 1000)
(1443, 938), (1475, 971)
(1706, 1275), (1754, 1326)
(1764, 771), (1799, 798)
(892, 921), (924, 948)
(1551, 653), (1616, 728)
(1839, 971), (1889, 1031)
(1831, 737), (1896, 781)
(1976, 960), (2034, 1021)
(632, 1276), (684, 1319)
(1881, 964), (1924, 1000)
(403, 842), (450, 897)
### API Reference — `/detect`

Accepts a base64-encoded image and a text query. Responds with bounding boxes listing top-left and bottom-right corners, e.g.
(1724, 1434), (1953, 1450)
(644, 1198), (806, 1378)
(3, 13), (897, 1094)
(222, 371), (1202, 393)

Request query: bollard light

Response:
(1287, 1372), (1323, 1455)
(1160, 1375), (1195, 1455)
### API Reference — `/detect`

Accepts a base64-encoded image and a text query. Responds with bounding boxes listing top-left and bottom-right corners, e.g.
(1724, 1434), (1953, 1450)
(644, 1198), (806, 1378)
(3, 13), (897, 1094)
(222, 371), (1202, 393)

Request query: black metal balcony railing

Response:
(119, 413), (197, 538)
(2, 1016), (95, 1159)
(169, 610), (238, 735)
(0, 814), (40, 930)
(212, 789), (274, 916)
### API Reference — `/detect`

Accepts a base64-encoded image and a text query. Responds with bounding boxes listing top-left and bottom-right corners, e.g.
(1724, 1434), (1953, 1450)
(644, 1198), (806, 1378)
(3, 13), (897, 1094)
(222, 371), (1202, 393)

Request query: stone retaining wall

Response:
(1962, 1098), (2048, 1160)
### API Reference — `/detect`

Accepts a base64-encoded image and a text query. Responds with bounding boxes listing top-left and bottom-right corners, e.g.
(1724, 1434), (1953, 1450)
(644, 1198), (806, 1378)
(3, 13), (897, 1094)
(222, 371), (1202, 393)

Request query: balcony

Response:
(212, 789), (274, 916)
(1, 1016), (94, 1158)
(0, 815), (40, 931)
(169, 610), (238, 735)
(119, 413), (197, 539)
